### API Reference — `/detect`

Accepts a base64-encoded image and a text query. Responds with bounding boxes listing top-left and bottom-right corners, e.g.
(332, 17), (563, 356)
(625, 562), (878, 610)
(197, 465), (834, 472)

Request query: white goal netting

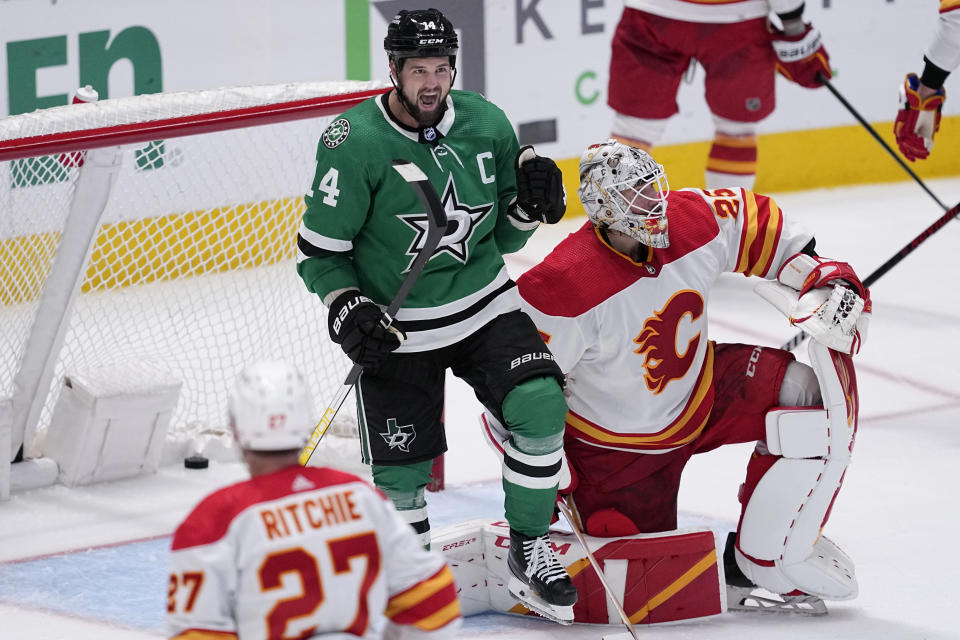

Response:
(0, 82), (388, 482)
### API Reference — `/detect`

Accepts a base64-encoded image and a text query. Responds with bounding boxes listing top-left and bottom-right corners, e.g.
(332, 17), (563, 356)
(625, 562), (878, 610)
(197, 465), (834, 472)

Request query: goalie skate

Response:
(507, 528), (577, 624)
(723, 532), (827, 616)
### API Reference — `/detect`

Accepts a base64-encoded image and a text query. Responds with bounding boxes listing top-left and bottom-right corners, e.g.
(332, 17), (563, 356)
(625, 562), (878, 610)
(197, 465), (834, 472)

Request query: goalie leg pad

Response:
(736, 341), (860, 600)
(441, 520), (725, 625)
(764, 406), (829, 458)
(734, 535), (856, 604)
(736, 455), (856, 598)
(431, 520), (490, 616)
(569, 528), (724, 625)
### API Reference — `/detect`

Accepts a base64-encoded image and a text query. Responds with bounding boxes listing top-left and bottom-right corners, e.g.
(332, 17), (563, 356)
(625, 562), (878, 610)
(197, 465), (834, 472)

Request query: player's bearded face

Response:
(397, 57), (453, 126)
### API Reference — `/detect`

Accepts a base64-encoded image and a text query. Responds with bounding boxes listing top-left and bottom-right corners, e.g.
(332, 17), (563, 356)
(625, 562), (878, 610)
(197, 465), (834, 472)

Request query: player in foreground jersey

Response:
(296, 7), (577, 623)
(167, 361), (461, 639)
(608, 0), (830, 188)
(512, 139), (870, 615)
(894, 1), (959, 161)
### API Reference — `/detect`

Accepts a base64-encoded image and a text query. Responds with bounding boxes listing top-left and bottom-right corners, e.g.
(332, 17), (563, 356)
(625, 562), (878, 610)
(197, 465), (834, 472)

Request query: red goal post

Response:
(0, 81), (451, 500)
(0, 84), (389, 162)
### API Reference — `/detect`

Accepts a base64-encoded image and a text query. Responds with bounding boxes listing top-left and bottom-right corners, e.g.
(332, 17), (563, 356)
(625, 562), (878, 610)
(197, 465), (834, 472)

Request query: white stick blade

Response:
(391, 159), (427, 182)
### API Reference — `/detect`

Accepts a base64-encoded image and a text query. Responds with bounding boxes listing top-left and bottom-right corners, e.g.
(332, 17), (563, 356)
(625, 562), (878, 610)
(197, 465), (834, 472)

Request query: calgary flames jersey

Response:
(623, 0), (804, 24)
(929, 1), (960, 72)
(167, 466), (460, 639)
(518, 188), (812, 453)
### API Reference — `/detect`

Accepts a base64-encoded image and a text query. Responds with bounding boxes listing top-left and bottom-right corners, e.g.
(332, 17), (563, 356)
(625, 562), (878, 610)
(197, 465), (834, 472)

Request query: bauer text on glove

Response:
(771, 21), (831, 89)
(328, 290), (405, 368)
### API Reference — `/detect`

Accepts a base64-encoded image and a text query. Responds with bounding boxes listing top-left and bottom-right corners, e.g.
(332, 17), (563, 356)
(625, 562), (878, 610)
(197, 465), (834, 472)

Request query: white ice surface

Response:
(2, 179), (960, 640)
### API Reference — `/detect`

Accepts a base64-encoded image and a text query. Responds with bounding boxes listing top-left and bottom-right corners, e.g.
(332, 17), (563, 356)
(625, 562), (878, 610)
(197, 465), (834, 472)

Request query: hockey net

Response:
(0, 81), (411, 497)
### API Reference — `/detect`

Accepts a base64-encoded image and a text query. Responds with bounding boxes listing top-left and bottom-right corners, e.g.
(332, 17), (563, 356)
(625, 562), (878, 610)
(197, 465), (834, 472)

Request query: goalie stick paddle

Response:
(299, 159), (448, 466)
(780, 199), (960, 351)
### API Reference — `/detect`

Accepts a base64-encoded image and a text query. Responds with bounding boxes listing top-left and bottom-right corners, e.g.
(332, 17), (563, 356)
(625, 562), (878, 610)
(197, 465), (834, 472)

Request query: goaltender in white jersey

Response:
(512, 140), (869, 617)
(522, 171), (815, 452)
(167, 361), (461, 640)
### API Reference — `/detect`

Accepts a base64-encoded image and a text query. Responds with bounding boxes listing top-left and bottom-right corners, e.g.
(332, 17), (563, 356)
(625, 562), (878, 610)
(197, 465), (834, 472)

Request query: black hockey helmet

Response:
(384, 8), (458, 70)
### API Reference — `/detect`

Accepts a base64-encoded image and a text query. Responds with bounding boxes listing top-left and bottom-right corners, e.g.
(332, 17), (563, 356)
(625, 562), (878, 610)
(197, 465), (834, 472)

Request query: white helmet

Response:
(228, 361), (313, 451)
(578, 140), (670, 248)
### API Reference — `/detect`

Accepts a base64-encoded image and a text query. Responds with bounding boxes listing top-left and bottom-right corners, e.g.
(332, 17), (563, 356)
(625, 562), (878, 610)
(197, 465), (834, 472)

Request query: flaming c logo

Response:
(835, 352), (858, 432)
(634, 290), (704, 394)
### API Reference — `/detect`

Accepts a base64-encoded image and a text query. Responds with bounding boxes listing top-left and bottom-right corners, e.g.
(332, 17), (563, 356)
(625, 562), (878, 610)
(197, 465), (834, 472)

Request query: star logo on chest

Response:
(398, 174), (494, 271)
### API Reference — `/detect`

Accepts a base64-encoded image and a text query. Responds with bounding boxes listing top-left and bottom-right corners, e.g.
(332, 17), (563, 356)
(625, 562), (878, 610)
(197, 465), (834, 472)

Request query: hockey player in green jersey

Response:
(296, 8), (577, 624)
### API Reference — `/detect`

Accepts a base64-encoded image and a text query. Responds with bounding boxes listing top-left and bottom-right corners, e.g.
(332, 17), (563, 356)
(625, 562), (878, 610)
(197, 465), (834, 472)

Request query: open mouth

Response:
(419, 92), (440, 110)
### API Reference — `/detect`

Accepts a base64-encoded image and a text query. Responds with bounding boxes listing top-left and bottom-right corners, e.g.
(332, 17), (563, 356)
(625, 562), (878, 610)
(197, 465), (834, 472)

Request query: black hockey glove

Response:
(327, 290), (405, 369)
(511, 145), (567, 225)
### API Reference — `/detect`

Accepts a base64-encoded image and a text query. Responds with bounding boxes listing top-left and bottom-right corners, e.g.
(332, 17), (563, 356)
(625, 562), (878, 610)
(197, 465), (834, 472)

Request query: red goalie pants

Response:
(566, 343), (794, 536)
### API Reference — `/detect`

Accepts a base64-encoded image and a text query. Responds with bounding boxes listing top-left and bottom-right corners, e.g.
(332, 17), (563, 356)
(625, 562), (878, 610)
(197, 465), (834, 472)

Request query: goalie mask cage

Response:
(0, 81), (391, 500)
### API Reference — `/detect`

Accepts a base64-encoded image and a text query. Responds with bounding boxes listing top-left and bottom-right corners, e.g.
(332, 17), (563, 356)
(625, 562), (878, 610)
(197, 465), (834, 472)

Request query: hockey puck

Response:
(184, 455), (209, 469)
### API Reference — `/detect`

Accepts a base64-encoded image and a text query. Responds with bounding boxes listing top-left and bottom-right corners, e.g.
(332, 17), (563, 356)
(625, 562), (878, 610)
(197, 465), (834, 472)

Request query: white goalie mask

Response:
(228, 361), (313, 451)
(578, 140), (670, 248)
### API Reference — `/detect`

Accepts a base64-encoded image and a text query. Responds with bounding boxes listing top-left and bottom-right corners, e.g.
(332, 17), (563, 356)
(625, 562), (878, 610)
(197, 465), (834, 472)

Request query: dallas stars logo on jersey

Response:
(321, 118), (350, 149)
(380, 418), (417, 452)
(398, 174), (493, 272)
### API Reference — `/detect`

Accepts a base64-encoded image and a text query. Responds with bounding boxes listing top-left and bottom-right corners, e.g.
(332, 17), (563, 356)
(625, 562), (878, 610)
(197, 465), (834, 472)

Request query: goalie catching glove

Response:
(776, 253), (870, 355)
(328, 290), (405, 368)
(508, 145), (567, 228)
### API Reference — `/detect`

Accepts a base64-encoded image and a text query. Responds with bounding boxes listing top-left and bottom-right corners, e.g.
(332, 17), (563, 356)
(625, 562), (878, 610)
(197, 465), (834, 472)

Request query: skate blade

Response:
(727, 585), (828, 616)
(508, 576), (574, 625)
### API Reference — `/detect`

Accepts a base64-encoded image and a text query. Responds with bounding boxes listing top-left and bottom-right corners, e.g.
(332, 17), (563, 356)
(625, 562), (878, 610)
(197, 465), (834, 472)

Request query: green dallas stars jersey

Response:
(297, 90), (538, 352)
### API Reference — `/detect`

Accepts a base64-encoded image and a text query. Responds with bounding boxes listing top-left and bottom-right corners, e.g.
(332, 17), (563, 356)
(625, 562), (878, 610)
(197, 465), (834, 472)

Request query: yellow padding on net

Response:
(0, 196), (304, 305)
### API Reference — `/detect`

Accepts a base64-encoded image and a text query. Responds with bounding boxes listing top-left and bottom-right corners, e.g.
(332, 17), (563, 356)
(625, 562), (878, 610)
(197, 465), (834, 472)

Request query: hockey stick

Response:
(779, 76), (955, 353)
(780, 199), (960, 351)
(299, 159), (448, 466)
(817, 72), (950, 212)
(555, 501), (640, 640)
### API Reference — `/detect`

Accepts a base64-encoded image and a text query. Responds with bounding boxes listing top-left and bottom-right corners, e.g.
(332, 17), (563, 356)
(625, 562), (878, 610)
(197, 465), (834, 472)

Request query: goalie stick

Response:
(817, 73), (950, 212)
(781, 75), (956, 352)
(299, 159), (448, 466)
(555, 501), (640, 640)
(781, 199), (960, 351)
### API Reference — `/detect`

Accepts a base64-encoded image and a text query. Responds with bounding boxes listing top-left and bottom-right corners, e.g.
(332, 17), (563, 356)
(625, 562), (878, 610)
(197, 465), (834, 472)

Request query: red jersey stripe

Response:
(735, 191), (783, 277)
(385, 566), (460, 630)
(170, 629), (238, 639)
(746, 193), (783, 277)
(940, 0), (960, 13)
